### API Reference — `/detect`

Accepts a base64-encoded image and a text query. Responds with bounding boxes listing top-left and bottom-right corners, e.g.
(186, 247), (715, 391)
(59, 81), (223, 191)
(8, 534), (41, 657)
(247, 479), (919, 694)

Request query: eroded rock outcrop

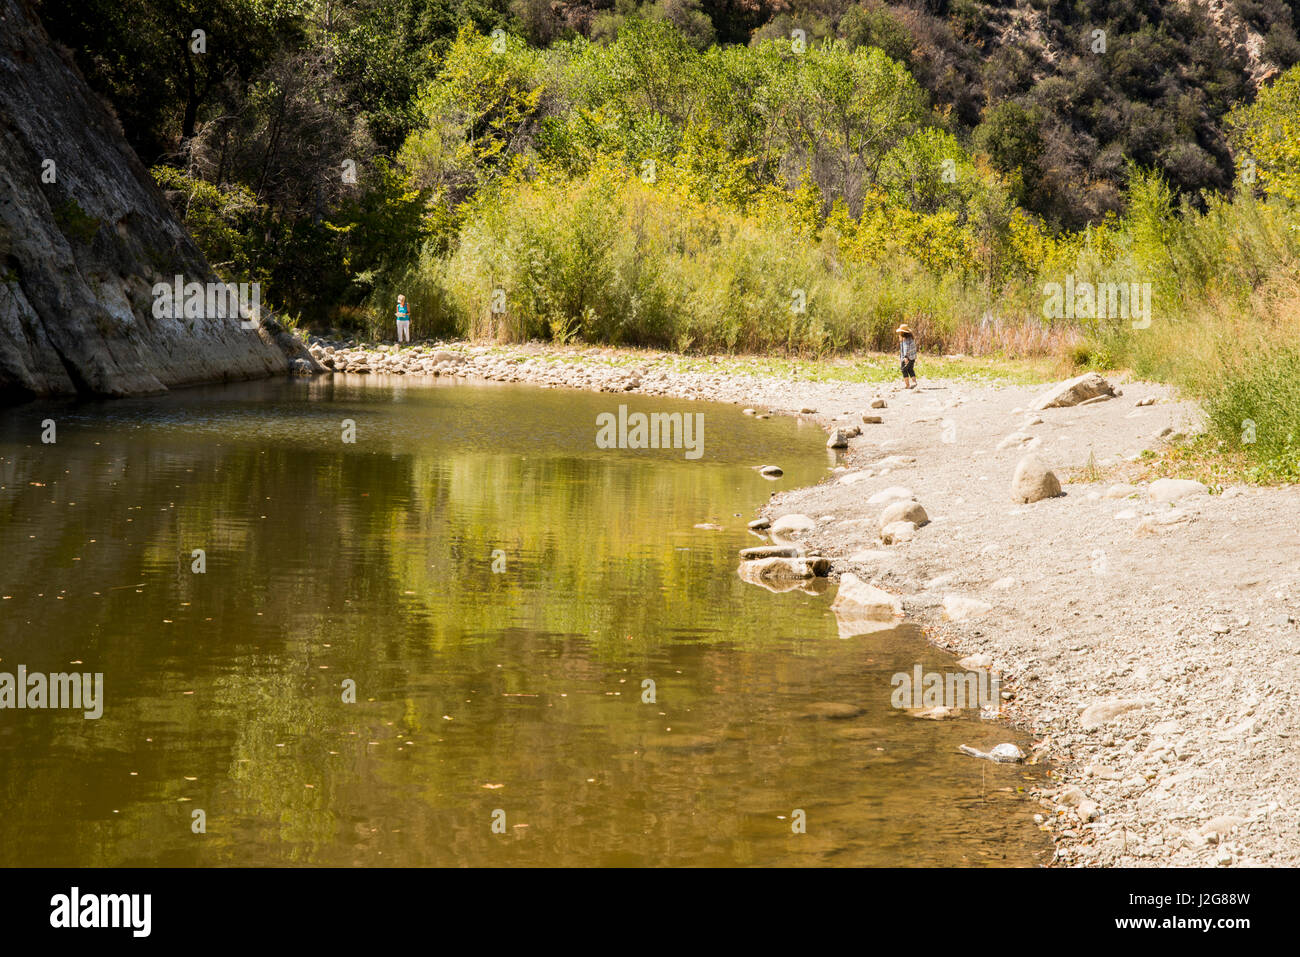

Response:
(0, 0), (316, 401)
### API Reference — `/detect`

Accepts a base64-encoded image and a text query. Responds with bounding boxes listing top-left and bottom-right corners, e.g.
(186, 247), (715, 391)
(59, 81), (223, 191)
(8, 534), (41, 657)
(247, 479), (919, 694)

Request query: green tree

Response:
(1229, 63), (1300, 205)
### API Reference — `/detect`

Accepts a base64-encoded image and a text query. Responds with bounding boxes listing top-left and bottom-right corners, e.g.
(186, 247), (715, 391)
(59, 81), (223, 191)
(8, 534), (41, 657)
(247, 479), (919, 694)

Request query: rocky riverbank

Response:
(309, 334), (1300, 868)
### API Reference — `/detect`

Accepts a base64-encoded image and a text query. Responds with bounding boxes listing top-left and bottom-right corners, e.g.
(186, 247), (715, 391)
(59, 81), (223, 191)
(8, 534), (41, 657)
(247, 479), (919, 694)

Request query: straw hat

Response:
(895, 323), (912, 336)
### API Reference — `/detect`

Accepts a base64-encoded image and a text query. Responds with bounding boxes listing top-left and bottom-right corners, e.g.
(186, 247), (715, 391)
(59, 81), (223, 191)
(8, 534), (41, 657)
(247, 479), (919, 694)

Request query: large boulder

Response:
(831, 573), (902, 637)
(1029, 372), (1117, 411)
(1011, 454), (1063, 503)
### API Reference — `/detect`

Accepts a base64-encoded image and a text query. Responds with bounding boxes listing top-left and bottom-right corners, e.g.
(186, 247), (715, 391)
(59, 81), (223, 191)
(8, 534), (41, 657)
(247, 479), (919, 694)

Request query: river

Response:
(0, 375), (1048, 866)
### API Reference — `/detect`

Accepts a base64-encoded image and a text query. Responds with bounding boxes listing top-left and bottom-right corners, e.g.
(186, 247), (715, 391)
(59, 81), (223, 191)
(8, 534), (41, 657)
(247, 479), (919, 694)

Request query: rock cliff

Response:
(0, 0), (316, 402)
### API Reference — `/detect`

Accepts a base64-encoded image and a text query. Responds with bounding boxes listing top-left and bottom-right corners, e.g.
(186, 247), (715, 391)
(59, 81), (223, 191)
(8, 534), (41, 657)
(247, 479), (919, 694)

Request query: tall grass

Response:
(364, 162), (1085, 356)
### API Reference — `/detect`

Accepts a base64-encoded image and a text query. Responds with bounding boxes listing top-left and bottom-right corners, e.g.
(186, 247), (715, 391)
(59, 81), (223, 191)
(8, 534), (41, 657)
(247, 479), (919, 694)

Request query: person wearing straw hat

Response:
(896, 324), (917, 389)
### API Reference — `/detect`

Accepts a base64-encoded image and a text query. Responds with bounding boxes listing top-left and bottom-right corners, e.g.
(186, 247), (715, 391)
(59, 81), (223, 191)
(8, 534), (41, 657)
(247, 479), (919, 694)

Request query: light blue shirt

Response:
(900, 337), (917, 361)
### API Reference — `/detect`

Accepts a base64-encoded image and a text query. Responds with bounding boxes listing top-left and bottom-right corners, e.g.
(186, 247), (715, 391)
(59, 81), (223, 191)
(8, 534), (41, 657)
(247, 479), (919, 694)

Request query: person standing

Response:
(897, 324), (918, 389)
(395, 295), (410, 344)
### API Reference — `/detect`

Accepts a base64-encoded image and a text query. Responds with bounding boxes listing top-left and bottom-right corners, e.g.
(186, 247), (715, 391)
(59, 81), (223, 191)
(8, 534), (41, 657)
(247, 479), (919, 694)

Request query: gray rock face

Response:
(0, 0), (316, 401)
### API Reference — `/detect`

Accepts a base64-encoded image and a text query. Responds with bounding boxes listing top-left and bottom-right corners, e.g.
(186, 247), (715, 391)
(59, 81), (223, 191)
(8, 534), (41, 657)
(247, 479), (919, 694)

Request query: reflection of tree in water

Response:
(0, 385), (1046, 866)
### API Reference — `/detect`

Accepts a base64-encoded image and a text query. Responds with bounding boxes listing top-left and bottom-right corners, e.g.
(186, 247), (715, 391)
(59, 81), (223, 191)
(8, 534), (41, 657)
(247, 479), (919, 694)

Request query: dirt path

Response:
(316, 337), (1300, 866)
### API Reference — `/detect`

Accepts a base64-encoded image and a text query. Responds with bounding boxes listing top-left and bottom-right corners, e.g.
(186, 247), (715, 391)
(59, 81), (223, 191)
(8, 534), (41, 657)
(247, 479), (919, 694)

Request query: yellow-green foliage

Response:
(369, 23), (1299, 404)
(1229, 64), (1300, 206)
(151, 165), (263, 283)
(423, 155), (1033, 354)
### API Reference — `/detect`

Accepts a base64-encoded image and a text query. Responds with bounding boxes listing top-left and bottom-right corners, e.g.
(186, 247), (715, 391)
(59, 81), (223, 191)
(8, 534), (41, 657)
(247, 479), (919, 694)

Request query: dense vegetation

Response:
(35, 0), (1300, 474)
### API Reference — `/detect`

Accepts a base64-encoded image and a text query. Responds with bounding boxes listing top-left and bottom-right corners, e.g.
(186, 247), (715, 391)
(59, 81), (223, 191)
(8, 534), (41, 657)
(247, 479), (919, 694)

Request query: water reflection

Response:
(0, 376), (1048, 866)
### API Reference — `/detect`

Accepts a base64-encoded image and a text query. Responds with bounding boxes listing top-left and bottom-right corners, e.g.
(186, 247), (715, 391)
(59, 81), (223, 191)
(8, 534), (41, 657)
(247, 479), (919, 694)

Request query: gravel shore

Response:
(311, 335), (1300, 867)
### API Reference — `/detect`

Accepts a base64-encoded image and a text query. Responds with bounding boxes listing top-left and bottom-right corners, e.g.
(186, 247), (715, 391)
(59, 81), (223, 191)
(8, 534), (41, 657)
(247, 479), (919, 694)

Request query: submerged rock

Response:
(645, 733), (724, 752)
(738, 544), (803, 560)
(958, 743), (1025, 763)
(831, 573), (902, 637)
(799, 702), (866, 720)
(737, 556), (831, 583)
(907, 706), (958, 720)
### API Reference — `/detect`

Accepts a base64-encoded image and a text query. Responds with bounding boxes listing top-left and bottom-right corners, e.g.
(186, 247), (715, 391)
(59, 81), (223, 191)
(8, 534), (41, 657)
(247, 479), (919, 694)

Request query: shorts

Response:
(901, 358), (915, 378)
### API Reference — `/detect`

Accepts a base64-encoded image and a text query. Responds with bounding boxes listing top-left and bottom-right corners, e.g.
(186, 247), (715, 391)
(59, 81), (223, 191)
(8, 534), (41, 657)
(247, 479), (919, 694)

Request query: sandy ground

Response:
(313, 337), (1300, 867)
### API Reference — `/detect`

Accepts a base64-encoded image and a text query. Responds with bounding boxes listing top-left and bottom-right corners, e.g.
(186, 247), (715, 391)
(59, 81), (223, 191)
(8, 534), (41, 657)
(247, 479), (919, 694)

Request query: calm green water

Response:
(0, 375), (1047, 866)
